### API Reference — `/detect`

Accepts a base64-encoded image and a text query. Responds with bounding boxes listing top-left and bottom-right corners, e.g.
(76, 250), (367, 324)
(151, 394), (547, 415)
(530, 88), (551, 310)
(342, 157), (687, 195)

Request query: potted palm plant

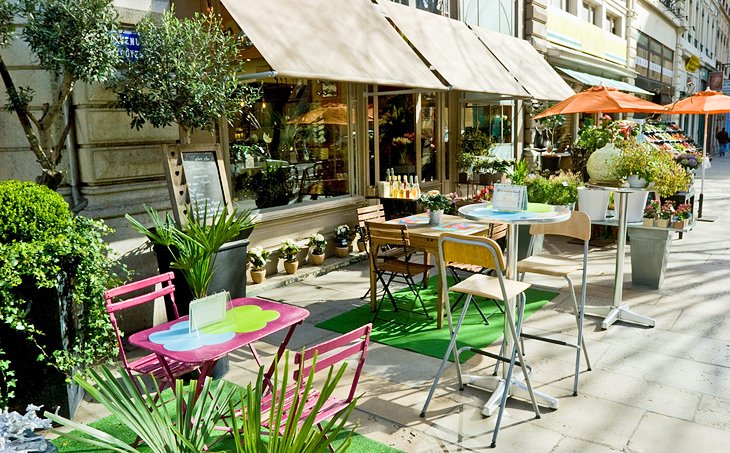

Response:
(308, 234), (327, 265)
(279, 239), (302, 274)
(247, 247), (270, 284)
(334, 225), (352, 258)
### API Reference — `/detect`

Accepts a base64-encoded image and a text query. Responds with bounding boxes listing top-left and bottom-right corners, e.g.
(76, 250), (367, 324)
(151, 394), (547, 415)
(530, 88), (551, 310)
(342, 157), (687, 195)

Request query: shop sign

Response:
(685, 55), (701, 72)
(636, 56), (649, 68)
(117, 30), (140, 61)
(722, 79), (730, 95)
(709, 71), (723, 91)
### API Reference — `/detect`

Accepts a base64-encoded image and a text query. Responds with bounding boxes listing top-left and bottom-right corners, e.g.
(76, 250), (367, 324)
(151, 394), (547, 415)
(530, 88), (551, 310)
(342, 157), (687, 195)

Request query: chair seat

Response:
(379, 258), (433, 276)
(517, 255), (580, 277)
(128, 353), (201, 381)
(260, 383), (348, 433)
(451, 274), (531, 301)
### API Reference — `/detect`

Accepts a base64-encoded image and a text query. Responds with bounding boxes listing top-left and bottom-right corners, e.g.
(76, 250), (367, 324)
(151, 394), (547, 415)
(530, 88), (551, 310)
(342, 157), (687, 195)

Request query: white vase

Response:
(627, 174), (648, 188)
(586, 143), (620, 183)
(621, 191), (649, 223)
(428, 209), (444, 225)
(577, 187), (610, 221)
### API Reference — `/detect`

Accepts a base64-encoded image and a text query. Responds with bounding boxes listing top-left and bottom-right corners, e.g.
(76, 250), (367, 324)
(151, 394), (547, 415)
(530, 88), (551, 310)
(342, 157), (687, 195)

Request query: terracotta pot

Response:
(335, 246), (350, 258)
(250, 269), (266, 284)
(310, 253), (325, 265)
(284, 260), (299, 274)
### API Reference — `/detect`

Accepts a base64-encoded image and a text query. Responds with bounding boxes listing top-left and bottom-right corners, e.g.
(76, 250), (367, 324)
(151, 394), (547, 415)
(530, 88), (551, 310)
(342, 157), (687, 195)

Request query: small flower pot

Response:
(335, 245), (350, 258)
(643, 218), (655, 227)
(284, 260), (299, 274)
(428, 209), (444, 225)
(655, 218), (670, 228)
(672, 219), (687, 229)
(310, 253), (325, 265)
(250, 269), (266, 284)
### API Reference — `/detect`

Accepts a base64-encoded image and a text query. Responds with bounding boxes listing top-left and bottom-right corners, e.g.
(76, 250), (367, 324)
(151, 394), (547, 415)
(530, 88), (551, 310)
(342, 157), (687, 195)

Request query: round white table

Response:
(457, 202), (571, 416)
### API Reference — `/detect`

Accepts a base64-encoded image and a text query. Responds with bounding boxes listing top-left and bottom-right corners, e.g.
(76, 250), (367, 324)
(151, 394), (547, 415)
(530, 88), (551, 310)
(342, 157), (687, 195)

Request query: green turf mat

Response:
(316, 276), (557, 364)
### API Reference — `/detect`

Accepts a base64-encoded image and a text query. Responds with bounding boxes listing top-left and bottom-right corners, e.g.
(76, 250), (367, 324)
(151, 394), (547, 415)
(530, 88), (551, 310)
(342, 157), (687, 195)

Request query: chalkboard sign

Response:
(162, 144), (233, 225)
(181, 151), (226, 217)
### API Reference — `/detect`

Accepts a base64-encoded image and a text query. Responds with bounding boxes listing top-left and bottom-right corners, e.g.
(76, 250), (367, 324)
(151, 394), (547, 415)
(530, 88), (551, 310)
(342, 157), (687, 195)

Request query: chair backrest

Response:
(365, 220), (411, 259)
(488, 222), (508, 242)
(528, 210), (591, 242)
(356, 205), (386, 249)
(438, 233), (506, 273)
(104, 272), (178, 368)
(294, 324), (372, 407)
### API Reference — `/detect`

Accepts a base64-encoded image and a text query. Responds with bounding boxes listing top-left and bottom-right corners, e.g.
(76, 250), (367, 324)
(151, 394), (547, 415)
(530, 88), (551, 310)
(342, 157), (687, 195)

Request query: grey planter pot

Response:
(628, 227), (673, 289)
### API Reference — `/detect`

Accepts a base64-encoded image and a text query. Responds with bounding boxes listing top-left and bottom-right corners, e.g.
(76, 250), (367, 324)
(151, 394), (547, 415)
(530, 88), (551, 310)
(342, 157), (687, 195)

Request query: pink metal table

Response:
(128, 297), (310, 397)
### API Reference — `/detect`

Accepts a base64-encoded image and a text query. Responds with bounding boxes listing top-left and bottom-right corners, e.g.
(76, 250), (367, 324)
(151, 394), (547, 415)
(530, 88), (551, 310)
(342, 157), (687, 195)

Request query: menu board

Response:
(492, 183), (528, 212)
(181, 151), (226, 217)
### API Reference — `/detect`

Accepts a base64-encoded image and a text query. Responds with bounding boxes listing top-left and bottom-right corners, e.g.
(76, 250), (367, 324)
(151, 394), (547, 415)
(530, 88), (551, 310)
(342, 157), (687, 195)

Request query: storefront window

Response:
(230, 79), (351, 210)
(420, 93), (438, 182)
(378, 93), (416, 181)
(463, 104), (512, 144)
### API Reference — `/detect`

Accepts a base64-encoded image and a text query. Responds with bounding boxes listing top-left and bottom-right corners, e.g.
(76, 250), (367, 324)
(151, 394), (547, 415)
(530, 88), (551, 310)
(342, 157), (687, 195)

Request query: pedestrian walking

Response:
(716, 127), (729, 156)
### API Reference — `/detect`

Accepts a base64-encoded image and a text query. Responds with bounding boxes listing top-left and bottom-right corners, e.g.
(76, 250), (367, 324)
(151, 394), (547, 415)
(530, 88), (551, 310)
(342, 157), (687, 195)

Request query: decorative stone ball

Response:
(586, 142), (620, 183)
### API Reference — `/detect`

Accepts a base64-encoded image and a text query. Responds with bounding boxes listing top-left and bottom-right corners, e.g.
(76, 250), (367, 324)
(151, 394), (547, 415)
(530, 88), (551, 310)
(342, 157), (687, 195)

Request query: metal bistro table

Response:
(583, 185), (656, 329)
(459, 202), (571, 416)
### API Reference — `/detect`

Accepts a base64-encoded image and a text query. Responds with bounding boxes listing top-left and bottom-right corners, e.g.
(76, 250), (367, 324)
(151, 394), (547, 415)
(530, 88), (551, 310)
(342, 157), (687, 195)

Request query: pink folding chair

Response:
(104, 272), (203, 395)
(260, 324), (372, 435)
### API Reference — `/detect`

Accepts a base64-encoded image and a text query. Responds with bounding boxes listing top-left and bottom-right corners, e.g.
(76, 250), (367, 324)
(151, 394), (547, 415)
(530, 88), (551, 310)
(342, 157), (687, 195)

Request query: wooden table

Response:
(128, 297), (309, 398)
(368, 213), (492, 328)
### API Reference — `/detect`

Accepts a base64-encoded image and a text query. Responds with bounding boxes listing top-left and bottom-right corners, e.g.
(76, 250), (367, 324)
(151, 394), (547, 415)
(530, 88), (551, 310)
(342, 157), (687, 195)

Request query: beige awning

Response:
(220, 0), (445, 90)
(379, 1), (530, 98)
(470, 27), (575, 101)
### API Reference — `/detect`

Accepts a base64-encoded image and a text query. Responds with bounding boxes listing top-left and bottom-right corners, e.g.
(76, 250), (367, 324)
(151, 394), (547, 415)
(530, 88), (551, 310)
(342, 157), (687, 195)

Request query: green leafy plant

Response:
(279, 239), (302, 263)
(525, 172), (581, 206)
(0, 0), (121, 189)
(0, 181), (121, 408)
(126, 203), (254, 299)
(457, 127), (494, 173)
(419, 191), (453, 211)
(229, 353), (356, 453)
(510, 160), (530, 186)
(247, 247), (271, 272)
(241, 165), (295, 209)
(307, 234), (327, 255)
(651, 152), (693, 197)
(613, 139), (657, 182)
(533, 102), (566, 146)
(45, 366), (235, 452)
(109, 8), (260, 142)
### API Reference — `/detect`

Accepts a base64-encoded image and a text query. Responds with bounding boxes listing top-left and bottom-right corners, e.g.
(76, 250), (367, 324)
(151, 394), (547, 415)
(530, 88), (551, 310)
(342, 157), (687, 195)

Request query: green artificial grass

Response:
(316, 276), (557, 364)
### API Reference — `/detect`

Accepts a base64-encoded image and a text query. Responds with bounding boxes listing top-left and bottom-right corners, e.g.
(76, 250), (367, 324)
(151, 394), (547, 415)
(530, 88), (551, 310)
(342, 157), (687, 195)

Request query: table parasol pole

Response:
(699, 113), (708, 218)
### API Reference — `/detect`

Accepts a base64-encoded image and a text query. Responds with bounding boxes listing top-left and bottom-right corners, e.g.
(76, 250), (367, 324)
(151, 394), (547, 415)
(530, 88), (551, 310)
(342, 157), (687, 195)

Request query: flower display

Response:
(419, 190), (452, 212)
(643, 200), (660, 219)
(307, 233), (327, 255)
(659, 200), (675, 220)
(278, 239), (301, 262)
(247, 246), (271, 271)
(334, 225), (351, 247)
(472, 186), (492, 203)
(674, 152), (702, 171)
(675, 203), (692, 220)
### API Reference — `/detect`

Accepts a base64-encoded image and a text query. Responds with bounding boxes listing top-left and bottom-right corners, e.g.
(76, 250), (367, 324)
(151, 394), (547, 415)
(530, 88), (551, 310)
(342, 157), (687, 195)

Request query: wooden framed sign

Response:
(161, 144), (233, 225)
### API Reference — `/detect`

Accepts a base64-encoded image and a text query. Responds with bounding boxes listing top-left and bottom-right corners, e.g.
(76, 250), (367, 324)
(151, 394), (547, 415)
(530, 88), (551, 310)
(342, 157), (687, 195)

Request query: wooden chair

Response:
(260, 324), (372, 437)
(516, 210), (592, 395)
(421, 233), (540, 448)
(104, 272), (203, 395)
(366, 221), (433, 323)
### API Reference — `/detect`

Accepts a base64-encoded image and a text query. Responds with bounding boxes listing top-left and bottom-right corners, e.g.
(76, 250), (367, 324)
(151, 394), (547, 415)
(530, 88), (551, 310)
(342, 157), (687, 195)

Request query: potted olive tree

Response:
(0, 181), (121, 418)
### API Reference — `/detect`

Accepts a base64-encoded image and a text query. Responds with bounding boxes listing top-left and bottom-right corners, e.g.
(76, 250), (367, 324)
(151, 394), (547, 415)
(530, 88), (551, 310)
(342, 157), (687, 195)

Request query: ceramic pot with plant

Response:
(247, 246), (270, 284)
(279, 239), (302, 274)
(673, 203), (692, 229)
(419, 190), (452, 225)
(643, 200), (660, 227)
(613, 139), (656, 188)
(656, 201), (675, 228)
(307, 233), (327, 265)
(334, 225), (351, 258)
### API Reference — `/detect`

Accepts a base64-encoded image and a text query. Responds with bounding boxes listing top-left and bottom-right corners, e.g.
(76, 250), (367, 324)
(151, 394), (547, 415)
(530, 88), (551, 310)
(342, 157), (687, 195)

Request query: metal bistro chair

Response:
(104, 272), (203, 397)
(365, 221), (433, 323)
(421, 233), (540, 448)
(516, 210), (592, 396)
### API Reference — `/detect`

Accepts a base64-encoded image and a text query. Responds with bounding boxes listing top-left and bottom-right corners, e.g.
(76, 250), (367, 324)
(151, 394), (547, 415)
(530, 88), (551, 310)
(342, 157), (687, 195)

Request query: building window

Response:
(230, 80), (352, 210)
(416, 0), (448, 14)
(607, 14), (622, 37)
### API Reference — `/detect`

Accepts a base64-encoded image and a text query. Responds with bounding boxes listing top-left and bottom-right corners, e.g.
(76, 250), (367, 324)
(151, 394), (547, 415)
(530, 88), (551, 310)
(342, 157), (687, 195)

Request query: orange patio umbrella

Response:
(532, 86), (664, 119)
(663, 89), (730, 218)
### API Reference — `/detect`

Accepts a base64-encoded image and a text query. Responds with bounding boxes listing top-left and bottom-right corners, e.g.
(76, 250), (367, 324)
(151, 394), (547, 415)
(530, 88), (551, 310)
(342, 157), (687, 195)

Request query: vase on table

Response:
(284, 260), (299, 274)
(250, 269), (266, 284)
(428, 209), (444, 225)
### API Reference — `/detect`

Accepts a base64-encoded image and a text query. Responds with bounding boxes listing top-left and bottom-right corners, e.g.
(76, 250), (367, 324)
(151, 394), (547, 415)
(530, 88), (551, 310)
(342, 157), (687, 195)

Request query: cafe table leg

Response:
(369, 258), (377, 311)
(261, 321), (303, 394)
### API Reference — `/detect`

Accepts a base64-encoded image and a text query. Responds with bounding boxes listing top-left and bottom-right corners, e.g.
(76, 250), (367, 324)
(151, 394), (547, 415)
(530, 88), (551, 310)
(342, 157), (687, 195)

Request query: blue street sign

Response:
(118, 30), (140, 61)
